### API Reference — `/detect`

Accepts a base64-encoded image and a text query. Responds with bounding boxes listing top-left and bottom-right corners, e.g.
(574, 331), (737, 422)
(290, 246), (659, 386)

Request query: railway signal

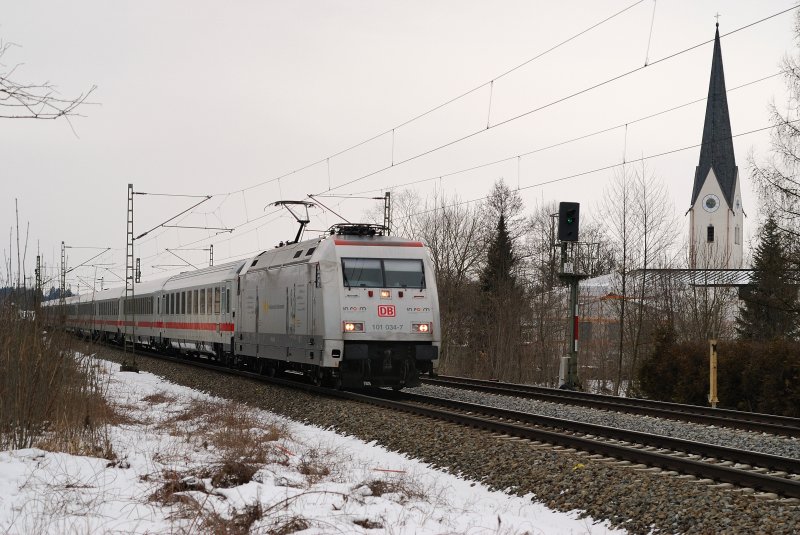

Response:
(557, 201), (586, 391)
(557, 202), (580, 242)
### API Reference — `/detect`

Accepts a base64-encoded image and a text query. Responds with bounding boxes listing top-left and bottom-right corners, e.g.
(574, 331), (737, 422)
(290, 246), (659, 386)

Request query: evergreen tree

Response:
(736, 216), (798, 339)
(480, 214), (517, 295)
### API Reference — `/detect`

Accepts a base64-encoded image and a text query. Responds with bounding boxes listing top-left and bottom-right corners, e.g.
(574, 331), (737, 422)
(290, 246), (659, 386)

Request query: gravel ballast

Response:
(94, 347), (800, 534)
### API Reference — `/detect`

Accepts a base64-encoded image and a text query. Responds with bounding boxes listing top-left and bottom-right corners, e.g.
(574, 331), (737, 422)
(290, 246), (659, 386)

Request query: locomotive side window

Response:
(342, 258), (383, 288)
(341, 258), (425, 289)
(384, 259), (425, 289)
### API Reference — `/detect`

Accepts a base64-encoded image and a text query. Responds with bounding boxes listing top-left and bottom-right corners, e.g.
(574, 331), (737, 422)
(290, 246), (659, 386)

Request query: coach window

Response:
(226, 288), (231, 313)
(193, 289), (199, 314)
(221, 287), (226, 314)
(214, 287), (221, 315)
(181, 292), (186, 315)
(199, 289), (206, 315)
(207, 287), (212, 315)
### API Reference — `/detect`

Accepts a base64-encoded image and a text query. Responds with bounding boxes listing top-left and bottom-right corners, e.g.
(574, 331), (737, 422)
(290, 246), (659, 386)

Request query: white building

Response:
(688, 24), (744, 269)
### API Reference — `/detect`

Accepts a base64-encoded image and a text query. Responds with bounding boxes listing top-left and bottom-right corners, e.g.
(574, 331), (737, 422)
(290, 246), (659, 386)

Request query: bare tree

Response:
(380, 189), (488, 375)
(0, 40), (95, 126)
(600, 168), (636, 394)
(749, 12), (800, 240)
(628, 163), (679, 385)
(599, 163), (679, 394)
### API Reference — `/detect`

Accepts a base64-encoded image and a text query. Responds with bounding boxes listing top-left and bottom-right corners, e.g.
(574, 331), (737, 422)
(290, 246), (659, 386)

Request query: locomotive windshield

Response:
(342, 258), (425, 289)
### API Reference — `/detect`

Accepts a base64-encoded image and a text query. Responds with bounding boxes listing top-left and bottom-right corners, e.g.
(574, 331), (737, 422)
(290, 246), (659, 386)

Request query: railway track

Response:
(422, 375), (800, 437)
(101, 345), (800, 500)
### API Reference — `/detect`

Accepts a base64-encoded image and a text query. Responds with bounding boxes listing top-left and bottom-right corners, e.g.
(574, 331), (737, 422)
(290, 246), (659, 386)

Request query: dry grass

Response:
(353, 518), (384, 529)
(362, 476), (426, 504)
(149, 398), (292, 528)
(266, 515), (310, 535)
(0, 305), (118, 455)
(141, 392), (177, 405)
(150, 470), (206, 504)
(196, 503), (266, 535)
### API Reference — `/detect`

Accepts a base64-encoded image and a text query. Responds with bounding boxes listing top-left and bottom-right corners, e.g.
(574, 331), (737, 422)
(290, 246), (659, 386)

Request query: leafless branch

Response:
(0, 39), (96, 123)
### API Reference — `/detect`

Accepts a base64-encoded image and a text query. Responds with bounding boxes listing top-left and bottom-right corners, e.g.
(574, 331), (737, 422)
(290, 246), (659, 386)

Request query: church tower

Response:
(689, 23), (743, 269)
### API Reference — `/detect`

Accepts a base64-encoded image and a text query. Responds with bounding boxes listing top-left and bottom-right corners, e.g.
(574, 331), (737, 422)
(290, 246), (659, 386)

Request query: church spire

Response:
(690, 23), (738, 208)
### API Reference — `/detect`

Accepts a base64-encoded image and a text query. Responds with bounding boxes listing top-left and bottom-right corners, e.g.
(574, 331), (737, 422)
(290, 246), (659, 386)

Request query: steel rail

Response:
(423, 375), (800, 437)
(348, 390), (800, 499)
(396, 391), (800, 474)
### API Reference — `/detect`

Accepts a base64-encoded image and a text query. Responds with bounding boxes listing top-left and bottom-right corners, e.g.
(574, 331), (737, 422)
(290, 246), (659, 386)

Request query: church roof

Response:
(691, 24), (738, 208)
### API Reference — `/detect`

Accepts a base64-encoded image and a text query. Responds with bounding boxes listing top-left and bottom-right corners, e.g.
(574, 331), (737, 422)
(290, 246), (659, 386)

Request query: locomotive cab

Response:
(320, 224), (441, 388)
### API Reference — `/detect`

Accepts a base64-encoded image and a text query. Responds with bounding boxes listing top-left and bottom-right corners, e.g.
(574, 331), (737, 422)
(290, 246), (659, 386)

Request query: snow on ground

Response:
(0, 357), (625, 534)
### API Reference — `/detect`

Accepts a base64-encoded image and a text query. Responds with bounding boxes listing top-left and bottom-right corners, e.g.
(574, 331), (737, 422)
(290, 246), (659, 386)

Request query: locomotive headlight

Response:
(343, 322), (364, 332)
(380, 290), (391, 299)
(412, 323), (430, 333)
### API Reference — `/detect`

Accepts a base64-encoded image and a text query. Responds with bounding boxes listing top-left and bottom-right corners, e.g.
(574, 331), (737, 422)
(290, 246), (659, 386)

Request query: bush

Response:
(0, 304), (113, 452)
(638, 332), (800, 416)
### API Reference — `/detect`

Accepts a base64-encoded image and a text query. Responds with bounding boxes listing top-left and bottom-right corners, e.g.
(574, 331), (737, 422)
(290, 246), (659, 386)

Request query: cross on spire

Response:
(715, 12), (721, 26)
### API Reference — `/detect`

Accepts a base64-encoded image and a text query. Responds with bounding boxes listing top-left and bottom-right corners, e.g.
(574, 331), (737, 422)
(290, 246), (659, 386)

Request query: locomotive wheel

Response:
(309, 369), (322, 386)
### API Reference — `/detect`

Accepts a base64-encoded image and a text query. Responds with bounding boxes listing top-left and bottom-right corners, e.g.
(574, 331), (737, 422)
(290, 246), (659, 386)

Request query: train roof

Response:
(48, 224), (428, 304)
(161, 260), (246, 290)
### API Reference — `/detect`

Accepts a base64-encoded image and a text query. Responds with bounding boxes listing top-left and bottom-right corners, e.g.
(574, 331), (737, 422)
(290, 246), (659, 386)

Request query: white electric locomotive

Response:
(49, 223), (440, 389)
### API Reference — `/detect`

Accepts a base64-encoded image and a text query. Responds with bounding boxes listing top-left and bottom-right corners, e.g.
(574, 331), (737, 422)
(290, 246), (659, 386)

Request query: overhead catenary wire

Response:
(84, 57), (779, 283)
(338, 71), (782, 198)
(210, 0), (647, 197)
(393, 119), (800, 222)
(316, 6), (798, 197)
(99, 6), (796, 281)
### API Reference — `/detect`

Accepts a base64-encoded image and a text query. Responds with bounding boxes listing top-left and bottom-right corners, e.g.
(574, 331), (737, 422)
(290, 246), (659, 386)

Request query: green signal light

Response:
(566, 217), (574, 224)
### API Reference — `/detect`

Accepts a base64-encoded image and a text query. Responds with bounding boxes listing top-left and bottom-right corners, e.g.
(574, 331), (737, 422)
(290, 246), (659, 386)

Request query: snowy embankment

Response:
(0, 357), (621, 534)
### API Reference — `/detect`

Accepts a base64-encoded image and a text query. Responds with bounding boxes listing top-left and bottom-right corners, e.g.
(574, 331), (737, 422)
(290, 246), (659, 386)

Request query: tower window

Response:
(735, 225), (741, 245)
(707, 225), (715, 243)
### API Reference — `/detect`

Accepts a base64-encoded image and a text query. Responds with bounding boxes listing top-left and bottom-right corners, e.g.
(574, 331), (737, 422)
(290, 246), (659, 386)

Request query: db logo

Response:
(377, 305), (396, 317)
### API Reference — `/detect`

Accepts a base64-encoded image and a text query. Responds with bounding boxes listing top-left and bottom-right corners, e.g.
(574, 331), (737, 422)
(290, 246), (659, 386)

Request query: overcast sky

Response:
(1, 1), (797, 292)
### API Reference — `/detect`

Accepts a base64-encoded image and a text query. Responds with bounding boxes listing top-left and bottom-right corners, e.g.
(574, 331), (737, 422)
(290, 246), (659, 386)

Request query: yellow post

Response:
(709, 339), (719, 408)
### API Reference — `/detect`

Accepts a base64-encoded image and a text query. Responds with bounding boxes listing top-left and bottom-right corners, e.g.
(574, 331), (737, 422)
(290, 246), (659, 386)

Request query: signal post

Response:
(557, 202), (588, 390)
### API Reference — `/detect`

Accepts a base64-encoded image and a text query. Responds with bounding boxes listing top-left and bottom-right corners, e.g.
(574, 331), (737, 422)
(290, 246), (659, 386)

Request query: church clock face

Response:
(702, 194), (720, 213)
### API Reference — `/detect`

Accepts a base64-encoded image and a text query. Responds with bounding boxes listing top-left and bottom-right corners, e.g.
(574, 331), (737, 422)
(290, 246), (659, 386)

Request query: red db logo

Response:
(377, 305), (396, 317)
